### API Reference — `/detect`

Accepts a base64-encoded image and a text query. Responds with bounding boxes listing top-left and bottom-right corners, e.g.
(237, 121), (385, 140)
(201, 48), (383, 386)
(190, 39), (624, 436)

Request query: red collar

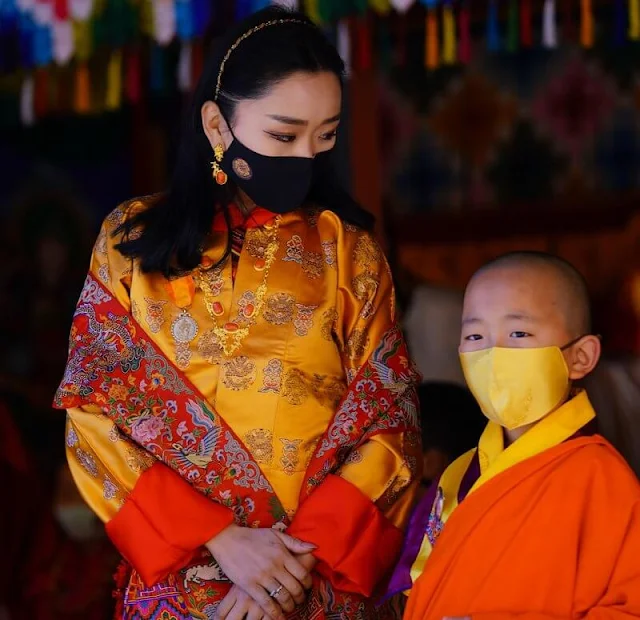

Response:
(212, 204), (275, 232)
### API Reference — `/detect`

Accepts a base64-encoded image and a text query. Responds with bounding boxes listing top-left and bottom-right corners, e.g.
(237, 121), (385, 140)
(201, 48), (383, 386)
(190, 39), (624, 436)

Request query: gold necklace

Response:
(195, 216), (281, 357)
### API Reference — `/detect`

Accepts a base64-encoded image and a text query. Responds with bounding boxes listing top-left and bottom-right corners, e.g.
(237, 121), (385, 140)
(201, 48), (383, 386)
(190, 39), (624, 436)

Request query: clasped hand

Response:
(207, 524), (317, 620)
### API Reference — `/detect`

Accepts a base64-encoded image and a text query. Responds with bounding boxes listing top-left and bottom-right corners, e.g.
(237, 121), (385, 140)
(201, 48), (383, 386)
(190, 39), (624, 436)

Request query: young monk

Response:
(388, 251), (640, 620)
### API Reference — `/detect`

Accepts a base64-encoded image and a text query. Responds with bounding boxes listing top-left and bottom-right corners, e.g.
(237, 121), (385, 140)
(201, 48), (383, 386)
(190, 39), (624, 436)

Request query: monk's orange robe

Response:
(404, 392), (640, 620)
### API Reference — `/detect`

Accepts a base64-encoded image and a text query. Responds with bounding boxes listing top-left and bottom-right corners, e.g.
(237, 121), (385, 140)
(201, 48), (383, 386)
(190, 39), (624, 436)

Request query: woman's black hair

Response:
(115, 6), (372, 278)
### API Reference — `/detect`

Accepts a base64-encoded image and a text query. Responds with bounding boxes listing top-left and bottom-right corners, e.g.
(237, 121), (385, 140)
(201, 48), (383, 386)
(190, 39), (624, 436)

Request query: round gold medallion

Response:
(232, 158), (253, 180)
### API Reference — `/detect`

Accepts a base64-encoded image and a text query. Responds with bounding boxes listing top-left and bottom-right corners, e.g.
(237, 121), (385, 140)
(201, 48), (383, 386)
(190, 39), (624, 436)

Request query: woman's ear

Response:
(201, 101), (231, 151)
(567, 335), (601, 381)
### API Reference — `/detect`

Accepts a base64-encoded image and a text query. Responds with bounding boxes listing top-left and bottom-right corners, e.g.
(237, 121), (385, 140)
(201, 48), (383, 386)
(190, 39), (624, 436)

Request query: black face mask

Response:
(219, 134), (314, 214)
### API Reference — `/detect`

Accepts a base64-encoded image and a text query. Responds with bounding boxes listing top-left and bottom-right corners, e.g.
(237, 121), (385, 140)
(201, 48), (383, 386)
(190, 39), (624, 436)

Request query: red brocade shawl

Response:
(55, 274), (418, 619)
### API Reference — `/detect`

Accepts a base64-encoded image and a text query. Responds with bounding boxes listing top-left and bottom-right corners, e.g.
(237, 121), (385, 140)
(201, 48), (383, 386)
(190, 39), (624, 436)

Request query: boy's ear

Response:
(567, 335), (601, 381)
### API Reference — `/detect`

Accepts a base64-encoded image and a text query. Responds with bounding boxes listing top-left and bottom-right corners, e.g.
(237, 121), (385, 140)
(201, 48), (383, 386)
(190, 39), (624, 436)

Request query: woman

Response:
(55, 7), (421, 620)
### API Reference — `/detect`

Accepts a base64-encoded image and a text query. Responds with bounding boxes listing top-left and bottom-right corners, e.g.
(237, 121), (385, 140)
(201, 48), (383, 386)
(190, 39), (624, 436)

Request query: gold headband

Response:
(214, 18), (307, 101)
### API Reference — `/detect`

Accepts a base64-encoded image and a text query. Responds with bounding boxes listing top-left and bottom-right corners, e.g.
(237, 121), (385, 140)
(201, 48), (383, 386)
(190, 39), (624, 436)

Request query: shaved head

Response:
(460, 250), (600, 390)
(473, 252), (591, 337)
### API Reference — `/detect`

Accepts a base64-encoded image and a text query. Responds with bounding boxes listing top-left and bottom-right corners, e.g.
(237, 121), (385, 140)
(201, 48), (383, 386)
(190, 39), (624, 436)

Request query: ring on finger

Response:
(269, 584), (284, 599)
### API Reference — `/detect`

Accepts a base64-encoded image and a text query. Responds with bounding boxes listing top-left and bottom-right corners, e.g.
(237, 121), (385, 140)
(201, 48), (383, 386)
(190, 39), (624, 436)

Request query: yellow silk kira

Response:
(408, 390), (596, 585)
(66, 201), (419, 530)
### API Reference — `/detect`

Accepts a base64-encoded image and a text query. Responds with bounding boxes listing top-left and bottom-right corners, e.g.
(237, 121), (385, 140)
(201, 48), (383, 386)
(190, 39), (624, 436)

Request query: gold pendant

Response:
(212, 324), (250, 357)
(195, 216), (281, 358)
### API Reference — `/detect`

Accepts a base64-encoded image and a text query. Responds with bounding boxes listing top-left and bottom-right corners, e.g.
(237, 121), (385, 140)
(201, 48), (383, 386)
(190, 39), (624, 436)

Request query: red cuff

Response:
(106, 462), (234, 586)
(288, 474), (403, 597)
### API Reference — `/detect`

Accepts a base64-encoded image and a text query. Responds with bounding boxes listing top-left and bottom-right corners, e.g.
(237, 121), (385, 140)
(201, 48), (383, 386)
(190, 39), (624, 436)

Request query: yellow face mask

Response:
(459, 345), (571, 430)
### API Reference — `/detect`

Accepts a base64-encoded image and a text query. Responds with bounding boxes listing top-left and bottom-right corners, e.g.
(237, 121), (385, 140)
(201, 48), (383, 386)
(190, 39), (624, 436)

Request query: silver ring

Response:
(269, 584), (284, 599)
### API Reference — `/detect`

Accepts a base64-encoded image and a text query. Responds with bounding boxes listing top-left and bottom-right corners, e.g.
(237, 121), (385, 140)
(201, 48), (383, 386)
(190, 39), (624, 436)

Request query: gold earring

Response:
(211, 143), (227, 185)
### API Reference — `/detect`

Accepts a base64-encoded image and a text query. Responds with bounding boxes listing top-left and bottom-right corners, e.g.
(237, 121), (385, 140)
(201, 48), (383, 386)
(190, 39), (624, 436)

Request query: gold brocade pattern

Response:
(319, 377), (347, 407)
(201, 266), (225, 296)
(66, 411), (130, 519)
(244, 429), (274, 465)
(222, 356), (257, 391)
(108, 424), (121, 443)
(197, 329), (224, 365)
(131, 300), (142, 324)
(321, 308), (338, 341)
(346, 329), (370, 361)
(280, 438), (303, 475)
(353, 233), (382, 267)
(293, 304), (317, 337)
(145, 297), (167, 334)
(301, 251), (324, 279)
(283, 234), (324, 279)
(244, 228), (272, 259)
(260, 359), (283, 393)
(283, 234), (304, 263)
(352, 272), (379, 301)
(98, 263), (110, 285)
(282, 369), (309, 406)
(263, 292), (295, 325)
(95, 228), (108, 255)
(125, 444), (155, 474)
(322, 240), (337, 268)
(67, 204), (418, 526)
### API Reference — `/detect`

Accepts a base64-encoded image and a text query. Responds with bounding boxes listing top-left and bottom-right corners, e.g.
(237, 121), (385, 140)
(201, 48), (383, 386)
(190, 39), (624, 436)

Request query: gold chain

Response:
(214, 19), (306, 101)
(195, 216), (281, 356)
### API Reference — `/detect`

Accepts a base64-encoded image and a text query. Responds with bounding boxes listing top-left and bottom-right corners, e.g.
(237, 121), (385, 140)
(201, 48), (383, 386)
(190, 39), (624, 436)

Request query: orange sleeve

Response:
(66, 407), (233, 586)
(287, 474), (404, 597)
(106, 461), (234, 586)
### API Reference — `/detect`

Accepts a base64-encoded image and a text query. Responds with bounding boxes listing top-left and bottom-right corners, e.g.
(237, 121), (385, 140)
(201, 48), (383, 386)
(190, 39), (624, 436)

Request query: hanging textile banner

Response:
(631, 0), (640, 39)
(581, 0), (594, 47)
(441, 0), (456, 65)
(487, 0), (501, 51)
(0, 0), (632, 126)
(542, 0), (558, 48)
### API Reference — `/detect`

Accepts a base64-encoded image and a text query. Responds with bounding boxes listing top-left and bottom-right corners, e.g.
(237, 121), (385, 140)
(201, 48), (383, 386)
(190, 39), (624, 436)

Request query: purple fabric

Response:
(382, 480), (439, 602)
(458, 451), (480, 504)
(381, 451), (481, 603)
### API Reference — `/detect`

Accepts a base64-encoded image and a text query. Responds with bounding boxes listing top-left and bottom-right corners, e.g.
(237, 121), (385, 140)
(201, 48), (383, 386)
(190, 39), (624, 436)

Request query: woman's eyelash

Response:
(267, 133), (295, 143)
(266, 131), (338, 143)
